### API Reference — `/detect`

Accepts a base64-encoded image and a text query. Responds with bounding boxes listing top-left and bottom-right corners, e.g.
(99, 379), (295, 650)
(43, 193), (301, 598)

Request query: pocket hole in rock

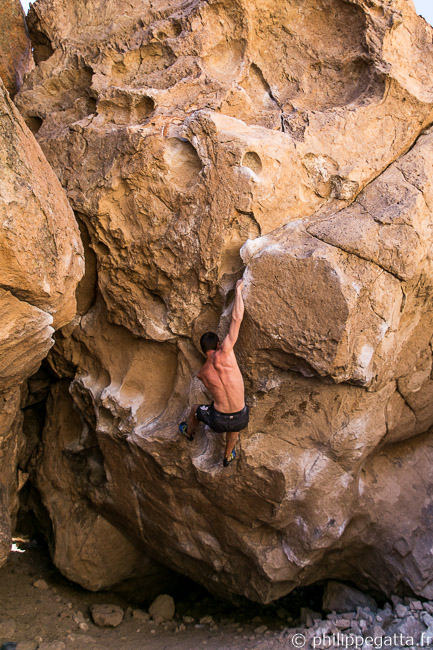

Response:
(242, 151), (262, 174)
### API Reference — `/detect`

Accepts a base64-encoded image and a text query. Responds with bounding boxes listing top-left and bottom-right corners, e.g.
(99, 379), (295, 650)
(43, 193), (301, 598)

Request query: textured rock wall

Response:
(0, 0), (33, 96)
(13, 0), (433, 601)
(0, 74), (84, 567)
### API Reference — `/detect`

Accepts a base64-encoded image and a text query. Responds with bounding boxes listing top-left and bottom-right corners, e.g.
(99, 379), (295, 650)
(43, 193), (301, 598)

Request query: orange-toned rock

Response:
(0, 77), (83, 568)
(0, 0), (33, 96)
(13, 0), (433, 602)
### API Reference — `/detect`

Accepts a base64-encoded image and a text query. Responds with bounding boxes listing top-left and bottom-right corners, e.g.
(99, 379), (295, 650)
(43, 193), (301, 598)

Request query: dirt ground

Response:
(0, 538), (321, 650)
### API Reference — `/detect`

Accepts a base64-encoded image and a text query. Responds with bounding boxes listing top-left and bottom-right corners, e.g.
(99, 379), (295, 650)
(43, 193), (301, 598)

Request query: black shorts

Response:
(196, 403), (249, 434)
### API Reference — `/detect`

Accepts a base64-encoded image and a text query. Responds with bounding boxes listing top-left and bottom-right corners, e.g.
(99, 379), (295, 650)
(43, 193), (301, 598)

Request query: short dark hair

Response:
(200, 332), (219, 354)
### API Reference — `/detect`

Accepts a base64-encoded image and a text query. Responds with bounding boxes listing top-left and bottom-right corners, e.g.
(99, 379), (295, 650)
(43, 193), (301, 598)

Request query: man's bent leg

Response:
(224, 431), (239, 460)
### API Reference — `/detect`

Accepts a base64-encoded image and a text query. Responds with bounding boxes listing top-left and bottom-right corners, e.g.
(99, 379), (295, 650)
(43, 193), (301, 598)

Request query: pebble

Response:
(396, 603), (409, 617)
(73, 611), (88, 631)
(199, 616), (213, 625)
(410, 600), (423, 611)
(132, 609), (150, 622)
(178, 624), (186, 631)
(32, 579), (49, 591)
(149, 595), (175, 622)
(90, 604), (124, 628)
(423, 612), (433, 627)
(182, 616), (194, 623)
(254, 624), (268, 634)
(333, 618), (352, 629)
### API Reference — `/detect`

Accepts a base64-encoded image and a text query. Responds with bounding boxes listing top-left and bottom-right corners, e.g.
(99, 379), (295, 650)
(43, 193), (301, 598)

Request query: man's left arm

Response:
(221, 279), (244, 354)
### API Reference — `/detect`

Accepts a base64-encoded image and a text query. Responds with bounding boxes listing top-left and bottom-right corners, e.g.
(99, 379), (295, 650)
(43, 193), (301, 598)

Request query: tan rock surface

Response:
(0, 77), (83, 568)
(34, 380), (167, 591)
(14, 0), (433, 602)
(0, 0), (33, 96)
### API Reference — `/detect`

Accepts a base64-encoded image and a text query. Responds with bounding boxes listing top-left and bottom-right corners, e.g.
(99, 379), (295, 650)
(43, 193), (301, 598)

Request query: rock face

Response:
(0, 77), (84, 568)
(13, 0), (433, 602)
(0, 0), (33, 96)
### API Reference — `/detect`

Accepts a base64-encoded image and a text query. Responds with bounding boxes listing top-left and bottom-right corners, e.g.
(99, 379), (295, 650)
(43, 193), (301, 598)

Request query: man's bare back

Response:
(179, 279), (249, 466)
(197, 347), (245, 413)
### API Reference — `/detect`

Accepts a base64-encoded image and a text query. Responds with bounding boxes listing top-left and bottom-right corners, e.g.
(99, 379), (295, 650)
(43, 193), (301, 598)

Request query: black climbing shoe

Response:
(179, 421), (194, 441)
(223, 448), (236, 467)
(1, 643), (17, 650)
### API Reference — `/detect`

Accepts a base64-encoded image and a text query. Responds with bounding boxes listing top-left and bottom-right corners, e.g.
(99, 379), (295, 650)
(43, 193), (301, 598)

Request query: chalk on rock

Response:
(90, 604), (124, 627)
(322, 581), (377, 613)
(149, 594), (175, 622)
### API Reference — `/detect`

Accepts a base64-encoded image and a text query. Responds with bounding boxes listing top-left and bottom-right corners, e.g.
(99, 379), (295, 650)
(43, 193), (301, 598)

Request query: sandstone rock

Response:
(33, 381), (172, 591)
(149, 595), (175, 622)
(90, 604), (123, 628)
(0, 75), (83, 570)
(132, 609), (149, 622)
(11, 0), (433, 605)
(323, 582), (377, 614)
(396, 603), (409, 618)
(0, 0), (33, 96)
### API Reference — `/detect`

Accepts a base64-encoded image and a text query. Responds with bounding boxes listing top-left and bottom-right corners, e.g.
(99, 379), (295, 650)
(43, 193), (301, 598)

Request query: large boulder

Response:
(0, 77), (84, 567)
(14, 0), (433, 602)
(34, 381), (171, 591)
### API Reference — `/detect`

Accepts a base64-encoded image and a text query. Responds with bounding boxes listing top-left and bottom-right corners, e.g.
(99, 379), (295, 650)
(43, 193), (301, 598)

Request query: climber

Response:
(179, 279), (249, 467)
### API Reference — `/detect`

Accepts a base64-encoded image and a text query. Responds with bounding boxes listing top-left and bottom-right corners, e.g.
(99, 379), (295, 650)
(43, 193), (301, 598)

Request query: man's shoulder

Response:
(214, 348), (236, 365)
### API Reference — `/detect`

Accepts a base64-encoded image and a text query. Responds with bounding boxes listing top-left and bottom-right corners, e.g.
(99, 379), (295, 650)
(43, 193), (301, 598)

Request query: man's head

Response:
(200, 331), (219, 355)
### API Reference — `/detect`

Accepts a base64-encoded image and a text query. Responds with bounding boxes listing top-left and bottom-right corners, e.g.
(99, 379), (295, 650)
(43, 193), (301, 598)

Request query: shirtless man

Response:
(179, 279), (249, 467)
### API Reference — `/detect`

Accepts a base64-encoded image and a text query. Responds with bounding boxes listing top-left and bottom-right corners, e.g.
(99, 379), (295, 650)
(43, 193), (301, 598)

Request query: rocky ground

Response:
(2, 539), (433, 650)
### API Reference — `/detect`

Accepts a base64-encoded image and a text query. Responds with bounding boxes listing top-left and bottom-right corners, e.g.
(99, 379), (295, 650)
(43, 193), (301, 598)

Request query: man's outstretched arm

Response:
(221, 279), (244, 354)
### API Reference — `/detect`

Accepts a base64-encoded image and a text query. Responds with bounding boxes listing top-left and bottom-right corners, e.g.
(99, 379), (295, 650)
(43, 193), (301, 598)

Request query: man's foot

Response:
(223, 448), (236, 467)
(179, 421), (194, 441)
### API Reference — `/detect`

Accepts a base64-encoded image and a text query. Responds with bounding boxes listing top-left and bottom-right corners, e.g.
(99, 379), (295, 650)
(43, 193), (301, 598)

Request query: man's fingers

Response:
(236, 279), (244, 291)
